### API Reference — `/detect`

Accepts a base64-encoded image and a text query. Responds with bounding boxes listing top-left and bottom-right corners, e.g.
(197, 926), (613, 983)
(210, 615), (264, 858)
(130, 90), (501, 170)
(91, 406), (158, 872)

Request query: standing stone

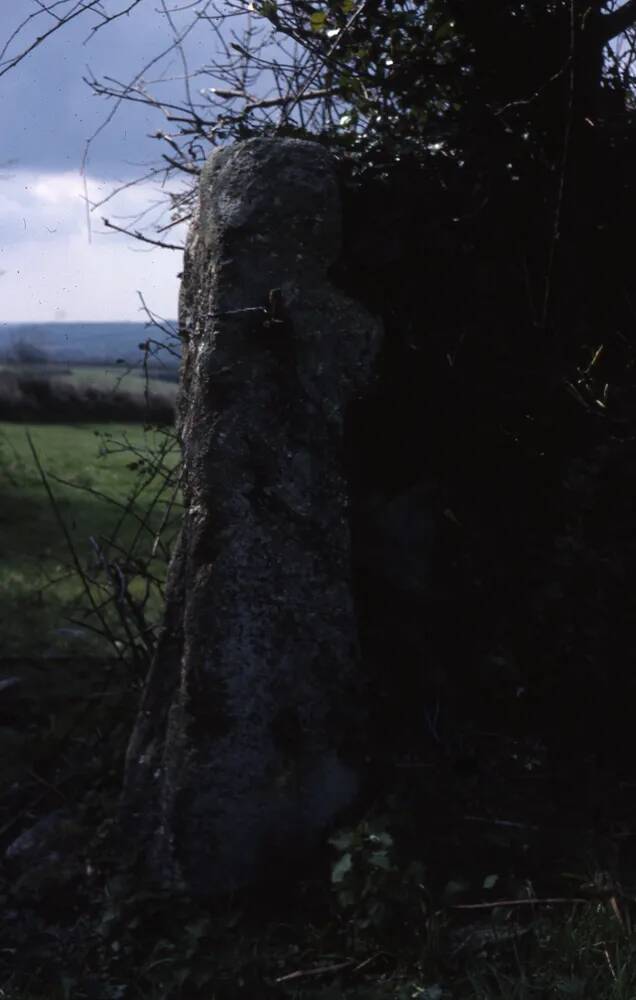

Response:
(120, 138), (382, 895)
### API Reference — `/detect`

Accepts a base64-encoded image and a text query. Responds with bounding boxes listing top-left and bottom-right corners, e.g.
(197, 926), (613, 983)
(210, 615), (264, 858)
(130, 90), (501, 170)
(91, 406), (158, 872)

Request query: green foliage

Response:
(328, 816), (427, 947)
(266, 0), (636, 178)
(310, 9), (328, 32)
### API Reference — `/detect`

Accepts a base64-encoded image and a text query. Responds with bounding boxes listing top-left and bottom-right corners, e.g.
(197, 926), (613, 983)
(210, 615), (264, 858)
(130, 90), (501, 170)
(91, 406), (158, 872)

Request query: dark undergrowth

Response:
(4, 663), (636, 999)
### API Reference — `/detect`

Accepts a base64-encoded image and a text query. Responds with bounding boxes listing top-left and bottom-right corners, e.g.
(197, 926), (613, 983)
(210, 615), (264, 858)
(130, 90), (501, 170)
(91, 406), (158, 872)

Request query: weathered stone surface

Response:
(121, 138), (382, 895)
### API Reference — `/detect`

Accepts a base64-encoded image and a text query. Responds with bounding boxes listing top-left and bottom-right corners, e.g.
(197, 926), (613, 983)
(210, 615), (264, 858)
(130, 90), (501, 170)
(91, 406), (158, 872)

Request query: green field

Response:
(0, 422), (181, 659)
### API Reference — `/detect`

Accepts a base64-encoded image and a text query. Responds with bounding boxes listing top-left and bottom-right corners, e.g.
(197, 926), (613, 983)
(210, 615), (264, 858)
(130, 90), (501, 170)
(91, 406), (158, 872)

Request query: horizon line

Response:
(1, 319), (178, 325)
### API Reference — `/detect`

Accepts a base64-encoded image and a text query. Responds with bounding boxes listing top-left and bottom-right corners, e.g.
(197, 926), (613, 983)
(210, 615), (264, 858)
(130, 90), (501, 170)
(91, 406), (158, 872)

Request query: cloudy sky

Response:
(0, 1), (221, 323)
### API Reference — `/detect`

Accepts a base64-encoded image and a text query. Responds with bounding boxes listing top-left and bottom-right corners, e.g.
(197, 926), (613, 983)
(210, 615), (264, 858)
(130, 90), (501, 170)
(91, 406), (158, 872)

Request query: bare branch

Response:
(84, 0), (144, 41)
(80, 0), (216, 181)
(0, 0), (104, 76)
(102, 216), (185, 248)
(160, 154), (201, 175)
(155, 213), (191, 232)
(601, 0), (636, 42)
(136, 289), (181, 344)
(87, 165), (172, 212)
(207, 85), (341, 110)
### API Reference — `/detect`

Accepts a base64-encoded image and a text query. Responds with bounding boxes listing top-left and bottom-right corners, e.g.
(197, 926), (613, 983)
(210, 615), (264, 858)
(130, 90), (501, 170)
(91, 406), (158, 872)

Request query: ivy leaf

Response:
(258, 0), (278, 22)
(339, 111), (357, 127)
(442, 878), (470, 904)
(368, 830), (393, 848)
(337, 888), (356, 907)
(310, 9), (328, 31)
(329, 829), (354, 851)
(331, 852), (353, 883)
(369, 849), (392, 870)
(434, 19), (455, 43)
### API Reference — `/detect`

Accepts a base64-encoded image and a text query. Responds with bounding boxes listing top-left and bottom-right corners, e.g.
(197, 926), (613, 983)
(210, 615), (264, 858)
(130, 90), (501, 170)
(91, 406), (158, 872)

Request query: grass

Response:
(458, 899), (636, 999)
(4, 868), (636, 998)
(0, 421), (181, 659)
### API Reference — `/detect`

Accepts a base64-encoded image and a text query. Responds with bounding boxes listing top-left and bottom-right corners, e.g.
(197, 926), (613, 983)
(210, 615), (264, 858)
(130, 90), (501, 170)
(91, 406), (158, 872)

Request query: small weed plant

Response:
(329, 815), (428, 952)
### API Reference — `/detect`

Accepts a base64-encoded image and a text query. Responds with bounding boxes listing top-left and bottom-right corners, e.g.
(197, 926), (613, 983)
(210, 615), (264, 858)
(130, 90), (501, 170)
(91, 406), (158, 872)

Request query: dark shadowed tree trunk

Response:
(120, 138), (382, 896)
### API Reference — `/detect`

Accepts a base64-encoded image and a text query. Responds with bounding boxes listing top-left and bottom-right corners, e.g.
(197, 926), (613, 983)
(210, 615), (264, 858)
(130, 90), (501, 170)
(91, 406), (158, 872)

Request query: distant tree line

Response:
(0, 369), (174, 423)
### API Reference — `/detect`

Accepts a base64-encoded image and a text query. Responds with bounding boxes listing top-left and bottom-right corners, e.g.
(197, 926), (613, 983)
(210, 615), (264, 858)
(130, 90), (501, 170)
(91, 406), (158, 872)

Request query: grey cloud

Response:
(0, 4), (211, 179)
